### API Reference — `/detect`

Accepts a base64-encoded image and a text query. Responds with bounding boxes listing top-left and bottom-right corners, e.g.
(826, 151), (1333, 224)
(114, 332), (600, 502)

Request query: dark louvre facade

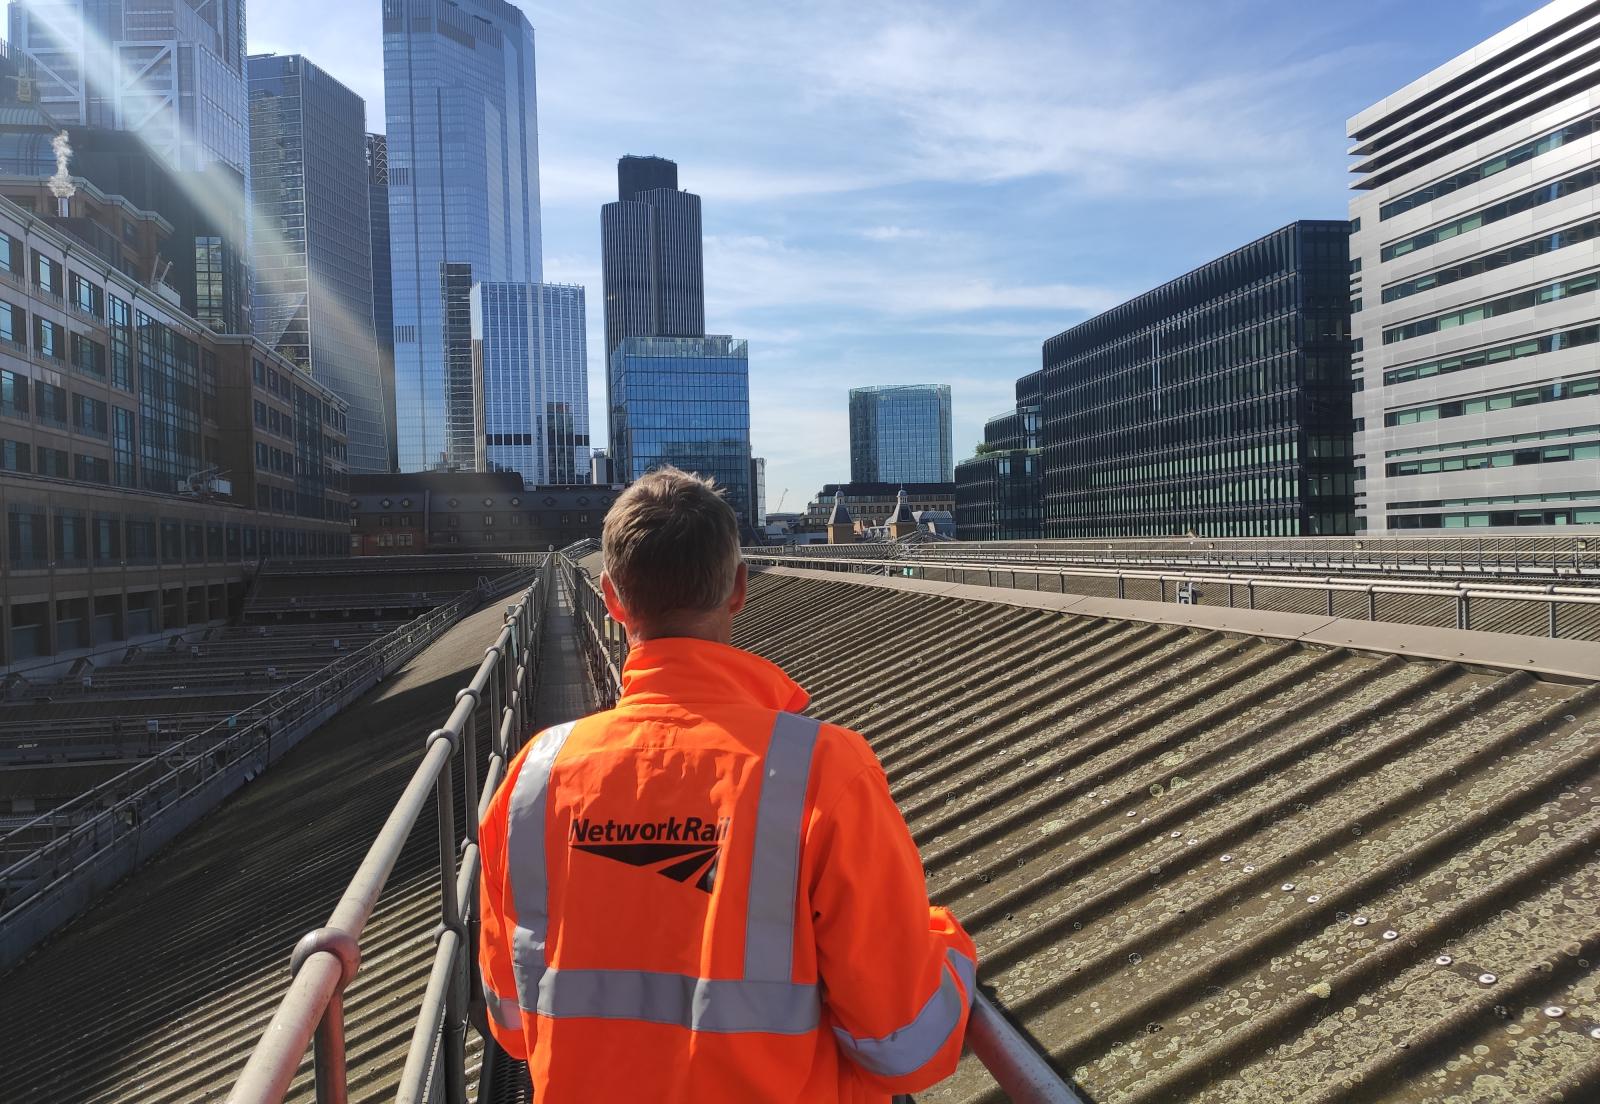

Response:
(955, 371), (1042, 540)
(1042, 221), (1356, 538)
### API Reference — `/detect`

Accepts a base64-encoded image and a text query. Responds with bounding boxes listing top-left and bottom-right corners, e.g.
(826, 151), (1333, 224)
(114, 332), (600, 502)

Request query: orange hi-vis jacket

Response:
(478, 636), (977, 1103)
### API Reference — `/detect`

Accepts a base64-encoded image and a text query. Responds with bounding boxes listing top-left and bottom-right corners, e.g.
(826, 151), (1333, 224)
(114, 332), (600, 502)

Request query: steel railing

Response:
(558, 555), (1082, 1104)
(226, 566), (551, 1104)
(746, 551), (1600, 640)
(0, 562), (544, 972)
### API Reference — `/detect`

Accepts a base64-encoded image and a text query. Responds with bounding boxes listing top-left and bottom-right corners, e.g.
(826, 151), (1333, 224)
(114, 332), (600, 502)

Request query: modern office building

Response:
(470, 281), (589, 487)
(249, 54), (388, 474)
(6, 0), (250, 177)
(1041, 221), (1356, 538)
(383, 0), (542, 473)
(540, 283), (589, 484)
(1349, 0), (1600, 532)
(955, 371), (1042, 541)
(608, 335), (751, 523)
(0, 54), (249, 334)
(367, 133), (397, 473)
(0, 190), (350, 667)
(600, 155), (704, 356)
(750, 455), (766, 530)
(848, 383), (953, 484)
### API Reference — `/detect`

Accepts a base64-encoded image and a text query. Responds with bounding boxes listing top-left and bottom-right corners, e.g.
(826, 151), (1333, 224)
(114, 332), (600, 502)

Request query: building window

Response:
(33, 379), (66, 426)
(31, 250), (61, 295)
(0, 368), (28, 418)
(1, 438), (29, 472)
(69, 272), (103, 317)
(32, 315), (63, 360)
(0, 300), (24, 346)
(70, 332), (106, 378)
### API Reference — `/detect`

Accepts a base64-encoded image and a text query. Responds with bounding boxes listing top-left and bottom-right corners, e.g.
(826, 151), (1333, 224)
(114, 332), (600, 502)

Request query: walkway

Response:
(532, 574), (598, 729)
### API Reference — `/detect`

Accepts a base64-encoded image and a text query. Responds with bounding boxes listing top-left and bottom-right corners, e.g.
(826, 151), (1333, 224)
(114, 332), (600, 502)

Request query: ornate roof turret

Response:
(886, 488), (915, 526)
(828, 492), (852, 526)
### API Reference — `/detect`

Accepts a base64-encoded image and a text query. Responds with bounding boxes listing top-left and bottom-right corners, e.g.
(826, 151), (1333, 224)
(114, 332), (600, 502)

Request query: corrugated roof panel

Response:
(735, 568), (1600, 1103)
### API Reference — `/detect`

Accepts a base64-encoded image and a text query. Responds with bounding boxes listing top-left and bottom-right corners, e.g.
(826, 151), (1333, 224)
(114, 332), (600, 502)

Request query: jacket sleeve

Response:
(806, 749), (978, 1094)
(478, 768), (529, 1060)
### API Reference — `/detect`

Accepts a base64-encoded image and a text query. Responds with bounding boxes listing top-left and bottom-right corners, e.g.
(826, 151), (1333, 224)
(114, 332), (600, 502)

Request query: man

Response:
(479, 467), (976, 1102)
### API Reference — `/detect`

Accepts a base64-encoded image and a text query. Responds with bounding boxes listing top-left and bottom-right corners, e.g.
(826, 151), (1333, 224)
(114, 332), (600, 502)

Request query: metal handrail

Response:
(226, 567), (550, 1104)
(0, 564), (542, 954)
(556, 557), (1081, 1103)
(745, 552), (1600, 639)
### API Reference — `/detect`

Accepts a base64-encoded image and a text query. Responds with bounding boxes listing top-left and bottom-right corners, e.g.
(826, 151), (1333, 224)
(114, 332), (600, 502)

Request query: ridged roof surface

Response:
(0, 601), (512, 1102)
(734, 567), (1600, 1103)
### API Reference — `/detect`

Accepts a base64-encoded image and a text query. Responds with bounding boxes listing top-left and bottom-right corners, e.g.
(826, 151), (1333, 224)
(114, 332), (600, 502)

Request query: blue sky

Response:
(72, 1), (1560, 506)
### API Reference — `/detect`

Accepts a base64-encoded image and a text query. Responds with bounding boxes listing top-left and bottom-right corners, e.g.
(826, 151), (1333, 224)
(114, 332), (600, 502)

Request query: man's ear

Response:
(600, 571), (630, 627)
(727, 561), (748, 617)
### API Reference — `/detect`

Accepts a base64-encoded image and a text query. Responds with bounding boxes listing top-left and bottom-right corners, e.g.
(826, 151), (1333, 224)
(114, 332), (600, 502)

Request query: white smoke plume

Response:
(49, 131), (75, 199)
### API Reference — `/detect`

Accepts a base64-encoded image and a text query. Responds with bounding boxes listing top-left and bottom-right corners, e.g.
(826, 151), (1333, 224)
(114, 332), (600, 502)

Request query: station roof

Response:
(736, 566), (1600, 1103)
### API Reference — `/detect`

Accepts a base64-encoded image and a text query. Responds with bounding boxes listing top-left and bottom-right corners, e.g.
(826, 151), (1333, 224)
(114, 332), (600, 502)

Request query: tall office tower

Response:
(1040, 221), (1355, 539)
(541, 283), (590, 484)
(1350, 0), (1600, 533)
(383, 0), (542, 472)
(955, 371), (1043, 541)
(750, 456), (766, 529)
(367, 133), (397, 473)
(249, 54), (388, 474)
(609, 336), (752, 523)
(7, 0), (249, 176)
(471, 282), (589, 486)
(601, 154), (705, 356)
(848, 384), (954, 484)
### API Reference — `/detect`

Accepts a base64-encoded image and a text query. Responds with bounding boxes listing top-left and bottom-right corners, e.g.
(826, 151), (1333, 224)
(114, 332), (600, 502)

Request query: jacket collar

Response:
(618, 637), (809, 713)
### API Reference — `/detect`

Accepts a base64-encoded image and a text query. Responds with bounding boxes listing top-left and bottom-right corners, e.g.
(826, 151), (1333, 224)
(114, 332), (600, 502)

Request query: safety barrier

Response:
(226, 565), (550, 1104)
(747, 534), (1600, 578)
(558, 555), (1083, 1104)
(0, 561), (545, 973)
(746, 552), (1600, 641)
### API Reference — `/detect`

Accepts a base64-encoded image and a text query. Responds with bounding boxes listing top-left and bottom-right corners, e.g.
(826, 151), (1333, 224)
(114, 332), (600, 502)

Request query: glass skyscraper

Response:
(848, 384), (953, 484)
(1040, 221), (1355, 538)
(609, 336), (752, 523)
(471, 282), (589, 487)
(955, 372), (1042, 540)
(367, 133), (398, 474)
(249, 54), (389, 474)
(382, 0), (542, 472)
(7, 0), (250, 176)
(601, 155), (705, 356)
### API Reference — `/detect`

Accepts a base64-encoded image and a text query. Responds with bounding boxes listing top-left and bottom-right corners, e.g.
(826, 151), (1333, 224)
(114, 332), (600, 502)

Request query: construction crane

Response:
(774, 488), (788, 513)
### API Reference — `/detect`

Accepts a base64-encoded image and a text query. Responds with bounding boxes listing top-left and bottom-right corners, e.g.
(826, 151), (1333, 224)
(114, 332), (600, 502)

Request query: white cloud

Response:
(860, 225), (929, 241)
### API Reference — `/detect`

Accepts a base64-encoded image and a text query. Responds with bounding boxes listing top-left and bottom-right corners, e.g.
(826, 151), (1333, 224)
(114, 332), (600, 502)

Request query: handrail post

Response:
(313, 991), (350, 1104)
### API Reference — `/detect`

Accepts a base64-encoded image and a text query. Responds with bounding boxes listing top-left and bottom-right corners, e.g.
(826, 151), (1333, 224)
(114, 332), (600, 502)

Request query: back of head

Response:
(602, 466), (741, 627)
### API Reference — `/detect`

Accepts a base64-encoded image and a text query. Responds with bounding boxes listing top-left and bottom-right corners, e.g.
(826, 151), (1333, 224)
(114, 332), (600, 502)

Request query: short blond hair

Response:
(602, 467), (741, 624)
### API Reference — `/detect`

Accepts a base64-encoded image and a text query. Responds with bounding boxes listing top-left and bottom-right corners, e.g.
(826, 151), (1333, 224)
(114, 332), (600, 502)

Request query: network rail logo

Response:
(568, 815), (730, 893)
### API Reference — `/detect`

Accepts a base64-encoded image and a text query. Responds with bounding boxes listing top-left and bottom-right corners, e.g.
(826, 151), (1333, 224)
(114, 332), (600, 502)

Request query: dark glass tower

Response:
(601, 155), (705, 356)
(249, 54), (388, 474)
(955, 372), (1042, 540)
(1041, 220), (1356, 538)
(367, 133), (397, 473)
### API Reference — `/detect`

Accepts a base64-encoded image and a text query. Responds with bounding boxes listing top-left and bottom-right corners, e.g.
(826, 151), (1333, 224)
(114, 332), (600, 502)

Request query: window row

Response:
(1387, 440), (1599, 477)
(1382, 164), (1600, 263)
(1386, 375), (1597, 425)
(1383, 270), (1600, 344)
(1384, 322), (1600, 385)
(1382, 217), (1600, 304)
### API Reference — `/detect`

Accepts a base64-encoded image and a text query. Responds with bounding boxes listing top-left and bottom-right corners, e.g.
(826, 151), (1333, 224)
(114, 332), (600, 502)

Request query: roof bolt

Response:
(1382, 930), (1399, 941)
(1545, 1006), (1565, 1018)
(1353, 916), (1369, 927)
(1187, 839), (1198, 846)
(1435, 954), (1453, 966)
(1126, 810), (1137, 818)
(1220, 854), (1233, 863)
(1170, 831), (1181, 839)
(1281, 883), (1296, 892)
(1590, 1026), (1600, 1040)
(1478, 973), (1497, 985)
(1242, 865), (1255, 873)
(1306, 894), (1322, 904)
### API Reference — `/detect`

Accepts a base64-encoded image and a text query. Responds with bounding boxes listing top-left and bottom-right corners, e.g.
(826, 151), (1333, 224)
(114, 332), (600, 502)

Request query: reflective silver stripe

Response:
(506, 720), (578, 1014)
(833, 948), (977, 1078)
(534, 967), (820, 1034)
(482, 970), (523, 1032)
(744, 711), (821, 982)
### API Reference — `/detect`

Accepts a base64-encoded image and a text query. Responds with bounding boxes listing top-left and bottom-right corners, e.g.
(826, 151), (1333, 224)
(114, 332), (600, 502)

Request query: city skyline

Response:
(233, 0), (1554, 506)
